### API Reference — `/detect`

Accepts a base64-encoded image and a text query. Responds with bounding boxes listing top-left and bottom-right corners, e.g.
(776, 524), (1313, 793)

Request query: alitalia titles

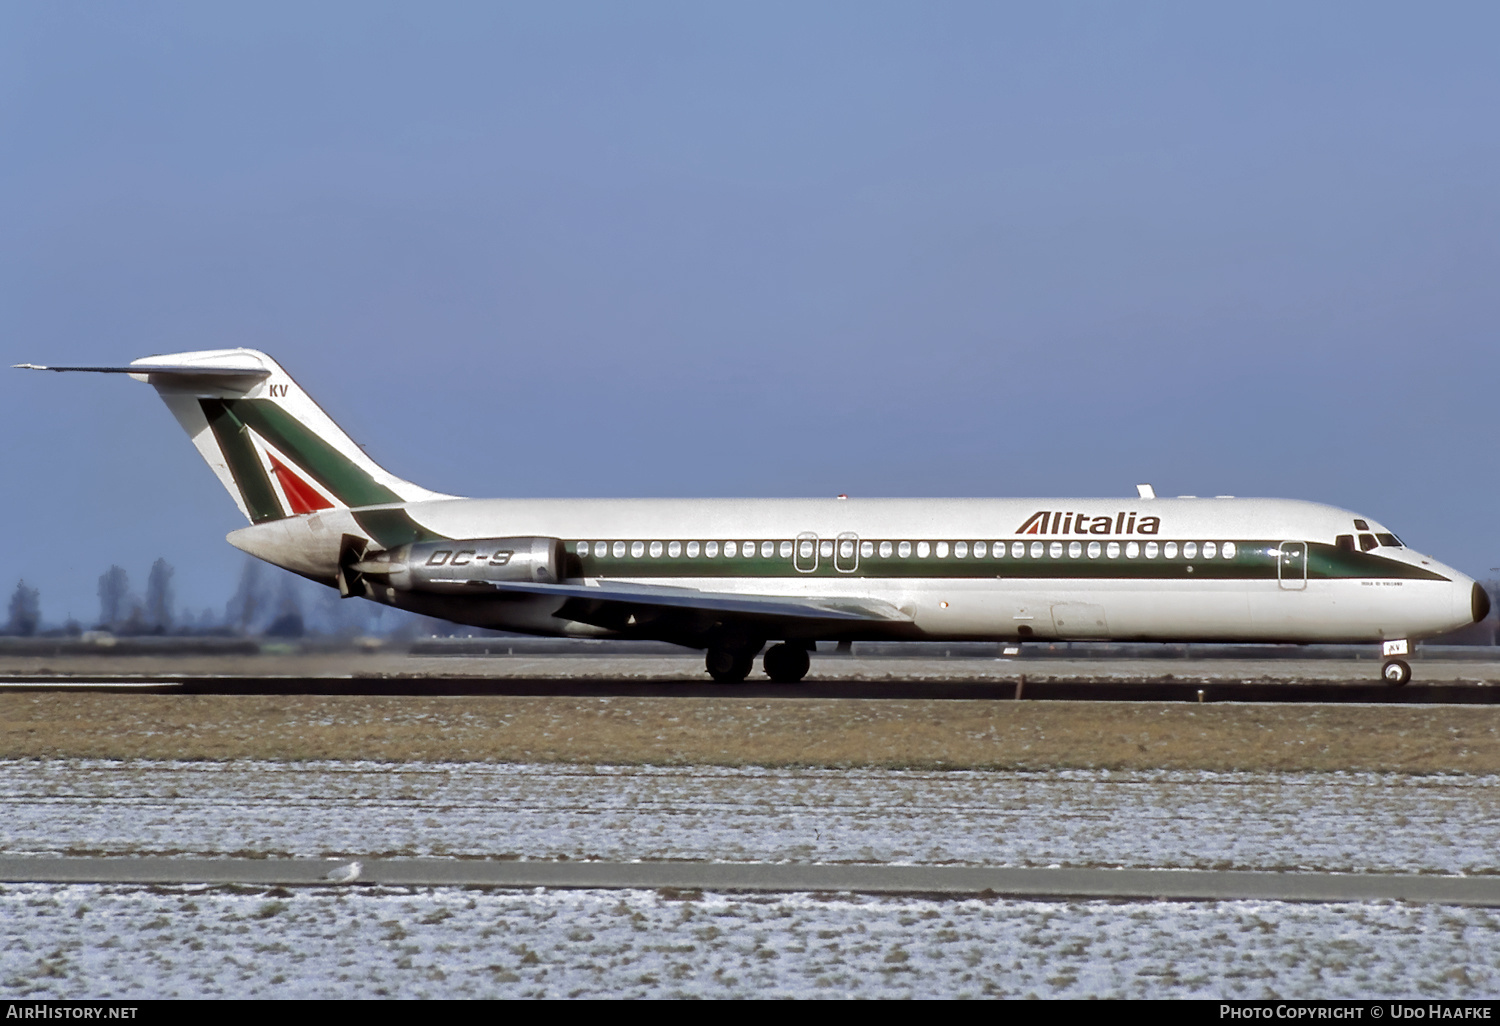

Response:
(1016, 511), (1162, 536)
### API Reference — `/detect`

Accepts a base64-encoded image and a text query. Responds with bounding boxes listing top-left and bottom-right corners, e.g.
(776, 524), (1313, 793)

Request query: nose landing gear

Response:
(1380, 639), (1412, 687)
(1381, 659), (1412, 687)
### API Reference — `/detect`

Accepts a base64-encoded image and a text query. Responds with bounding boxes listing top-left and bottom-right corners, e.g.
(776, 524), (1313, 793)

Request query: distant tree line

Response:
(3, 557), (462, 639)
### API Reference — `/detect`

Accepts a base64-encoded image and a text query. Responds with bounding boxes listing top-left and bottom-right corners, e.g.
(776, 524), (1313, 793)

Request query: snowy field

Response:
(3, 760), (1499, 998)
(1, 884), (1496, 999)
(2, 760), (1498, 874)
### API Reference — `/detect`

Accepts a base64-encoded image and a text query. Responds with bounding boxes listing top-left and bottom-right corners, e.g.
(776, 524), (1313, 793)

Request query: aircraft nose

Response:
(1473, 582), (1492, 624)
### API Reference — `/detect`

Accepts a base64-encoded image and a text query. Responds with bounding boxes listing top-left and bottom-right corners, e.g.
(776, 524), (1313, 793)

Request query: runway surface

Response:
(4, 674), (1500, 703)
(3, 856), (1499, 905)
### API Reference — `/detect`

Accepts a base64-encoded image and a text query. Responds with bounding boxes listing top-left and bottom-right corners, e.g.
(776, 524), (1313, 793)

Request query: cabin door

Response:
(1277, 541), (1307, 591)
(795, 532), (819, 573)
(834, 532), (860, 573)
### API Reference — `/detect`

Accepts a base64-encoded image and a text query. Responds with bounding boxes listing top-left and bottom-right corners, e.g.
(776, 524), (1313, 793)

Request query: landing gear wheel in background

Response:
(706, 647), (754, 683)
(1381, 659), (1412, 686)
(763, 643), (811, 684)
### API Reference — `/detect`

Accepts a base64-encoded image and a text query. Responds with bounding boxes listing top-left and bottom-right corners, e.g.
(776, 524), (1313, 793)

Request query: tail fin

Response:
(19, 349), (456, 522)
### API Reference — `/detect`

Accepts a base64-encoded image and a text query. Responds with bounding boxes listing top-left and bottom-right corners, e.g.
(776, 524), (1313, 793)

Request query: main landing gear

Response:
(704, 642), (812, 684)
(705, 646), (756, 683)
(763, 643), (811, 684)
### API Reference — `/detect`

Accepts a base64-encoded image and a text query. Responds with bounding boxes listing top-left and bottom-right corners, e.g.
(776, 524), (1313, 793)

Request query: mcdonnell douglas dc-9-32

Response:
(19, 349), (1488, 686)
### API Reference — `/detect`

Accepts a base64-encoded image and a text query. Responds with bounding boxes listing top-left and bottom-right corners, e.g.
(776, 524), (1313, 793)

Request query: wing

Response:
(436, 577), (913, 633)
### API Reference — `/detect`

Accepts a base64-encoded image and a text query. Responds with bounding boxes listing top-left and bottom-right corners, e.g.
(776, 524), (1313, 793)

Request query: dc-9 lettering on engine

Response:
(357, 537), (565, 593)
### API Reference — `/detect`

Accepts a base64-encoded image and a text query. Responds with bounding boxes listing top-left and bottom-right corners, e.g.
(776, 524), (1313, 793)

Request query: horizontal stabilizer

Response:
(433, 578), (914, 624)
(15, 363), (270, 380)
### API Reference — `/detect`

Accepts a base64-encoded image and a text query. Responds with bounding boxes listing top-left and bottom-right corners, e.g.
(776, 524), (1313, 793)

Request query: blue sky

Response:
(4, 2), (1498, 624)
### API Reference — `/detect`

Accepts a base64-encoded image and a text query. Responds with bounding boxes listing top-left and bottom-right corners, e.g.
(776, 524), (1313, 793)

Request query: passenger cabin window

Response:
(1336, 535), (1355, 552)
(761, 541), (774, 558)
(860, 541), (874, 558)
(898, 541), (912, 558)
(1360, 533), (1378, 552)
(725, 541), (738, 557)
(1183, 542), (1198, 559)
(649, 541), (663, 558)
(1163, 542), (1178, 559)
(687, 541), (700, 557)
(1203, 542), (1217, 559)
(1106, 541), (1120, 558)
(1222, 542), (1237, 558)
(780, 541), (794, 558)
(631, 541), (645, 558)
(706, 541), (720, 557)
(668, 541), (681, 558)
(613, 541), (626, 558)
(917, 541), (931, 558)
(879, 541), (893, 558)
(1029, 541), (1042, 559)
(1087, 541), (1101, 558)
(973, 542), (987, 558)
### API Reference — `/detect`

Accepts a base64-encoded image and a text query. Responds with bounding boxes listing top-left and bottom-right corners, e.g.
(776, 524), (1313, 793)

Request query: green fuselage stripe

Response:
(562, 541), (1447, 582)
(353, 508), (446, 549)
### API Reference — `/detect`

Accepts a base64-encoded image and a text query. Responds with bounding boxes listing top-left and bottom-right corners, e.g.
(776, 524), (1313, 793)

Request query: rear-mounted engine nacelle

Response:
(359, 537), (565, 593)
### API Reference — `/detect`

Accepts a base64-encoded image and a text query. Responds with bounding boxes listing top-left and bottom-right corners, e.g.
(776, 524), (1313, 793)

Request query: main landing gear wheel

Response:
(1382, 659), (1412, 687)
(763, 643), (811, 684)
(706, 647), (754, 683)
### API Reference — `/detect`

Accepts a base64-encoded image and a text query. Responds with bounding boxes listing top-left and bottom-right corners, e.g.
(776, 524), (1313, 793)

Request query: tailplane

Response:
(19, 349), (456, 522)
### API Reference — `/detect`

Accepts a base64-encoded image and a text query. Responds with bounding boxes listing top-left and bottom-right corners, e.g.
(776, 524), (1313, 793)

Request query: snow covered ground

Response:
(1, 884), (1496, 999)
(2, 761), (1498, 874)
(3, 760), (1498, 998)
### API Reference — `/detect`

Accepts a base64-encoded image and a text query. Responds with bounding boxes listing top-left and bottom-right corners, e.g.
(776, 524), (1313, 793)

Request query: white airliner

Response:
(20, 349), (1487, 685)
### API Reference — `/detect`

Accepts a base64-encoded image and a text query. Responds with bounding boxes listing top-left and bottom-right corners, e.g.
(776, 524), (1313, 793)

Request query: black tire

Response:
(706, 647), (753, 683)
(763, 643), (811, 684)
(1381, 659), (1412, 686)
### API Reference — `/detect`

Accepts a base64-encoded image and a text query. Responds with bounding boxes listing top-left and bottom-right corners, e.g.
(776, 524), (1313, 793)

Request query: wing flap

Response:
(432, 578), (913, 624)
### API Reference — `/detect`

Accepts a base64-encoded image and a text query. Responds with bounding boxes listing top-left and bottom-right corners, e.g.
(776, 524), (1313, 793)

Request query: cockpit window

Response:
(1335, 534), (1355, 552)
(1359, 533), (1378, 551)
(1377, 533), (1402, 547)
(1353, 519), (1370, 531)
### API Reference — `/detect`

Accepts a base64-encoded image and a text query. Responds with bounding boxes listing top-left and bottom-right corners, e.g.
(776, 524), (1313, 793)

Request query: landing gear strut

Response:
(705, 646), (755, 683)
(1380, 639), (1412, 687)
(763, 643), (811, 684)
(1381, 659), (1412, 687)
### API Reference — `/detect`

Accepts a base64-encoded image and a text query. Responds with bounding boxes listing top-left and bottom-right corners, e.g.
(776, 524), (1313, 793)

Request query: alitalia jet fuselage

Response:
(21, 349), (1486, 684)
